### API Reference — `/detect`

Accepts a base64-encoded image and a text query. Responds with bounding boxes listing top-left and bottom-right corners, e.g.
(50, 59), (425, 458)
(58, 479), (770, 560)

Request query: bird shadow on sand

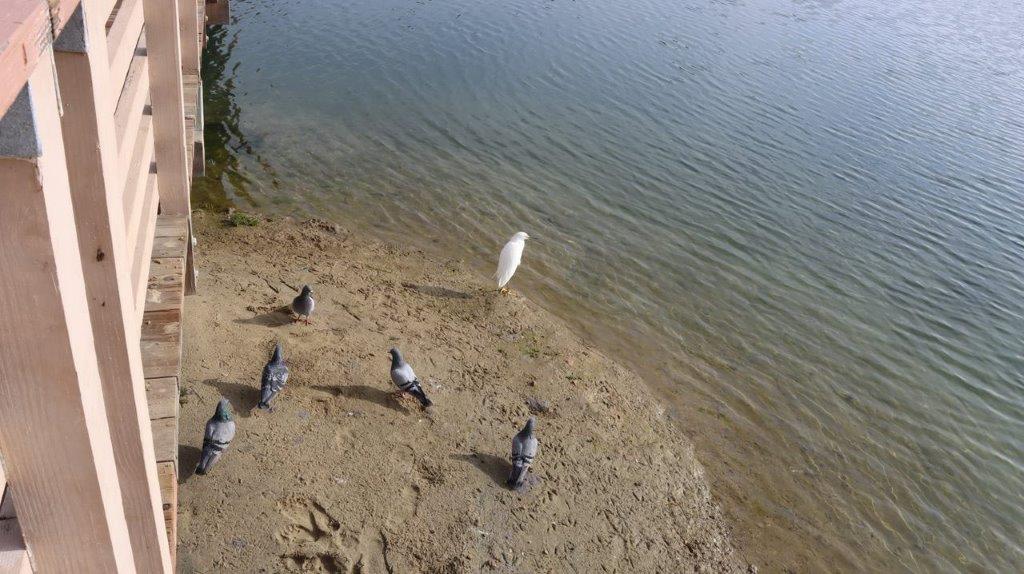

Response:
(401, 282), (473, 300)
(234, 306), (294, 327)
(178, 445), (202, 483)
(453, 452), (510, 487)
(313, 384), (410, 414)
(202, 378), (259, 417)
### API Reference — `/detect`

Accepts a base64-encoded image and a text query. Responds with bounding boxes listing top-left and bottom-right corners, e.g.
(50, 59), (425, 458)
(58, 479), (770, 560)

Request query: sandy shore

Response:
(176, 211), (748, 573)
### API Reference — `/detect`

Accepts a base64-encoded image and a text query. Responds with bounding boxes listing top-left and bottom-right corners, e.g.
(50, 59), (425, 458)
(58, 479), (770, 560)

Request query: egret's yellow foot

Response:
(500, 287), (510, 295)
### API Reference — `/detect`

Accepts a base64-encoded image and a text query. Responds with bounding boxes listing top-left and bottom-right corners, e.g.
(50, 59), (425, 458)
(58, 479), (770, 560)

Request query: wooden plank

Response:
(114, 34), (148, 176)
(197, 0), (206, 48)
(0, 0), (52, 116)
(122, 114), (155, 248)
(149, 418), (178, 465)
(205, 0), (229, 26)
(145, 257), (185, 312)
(141, 308), (182, 343)
(193, 80), (205, 176)
(141, 338), (183, 380)
(0, 45), (137, 572)
(151, 233), (187, 259)
(145, 377), (180, 420)
(141, 306), (183, 380)
(185, 115), (196, 177)
(156, 462), (177, 567)
(182, 73), (199, 118)
(142, 0), (191, 216)
(155, 215), (189, 238)
(106, 0), (144, 94)
(53, 10), (173, 571)
(131, 172), (160, 313)
(178, 0), (201, 74)
(106, 0), (124, 29)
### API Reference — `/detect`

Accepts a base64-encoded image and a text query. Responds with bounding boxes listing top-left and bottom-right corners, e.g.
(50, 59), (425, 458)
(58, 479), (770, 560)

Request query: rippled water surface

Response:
(195, 0), (1024, 570)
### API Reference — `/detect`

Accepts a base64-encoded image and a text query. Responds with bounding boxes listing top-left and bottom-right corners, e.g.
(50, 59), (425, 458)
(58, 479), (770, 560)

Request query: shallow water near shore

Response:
(193, 0), (1024, 570)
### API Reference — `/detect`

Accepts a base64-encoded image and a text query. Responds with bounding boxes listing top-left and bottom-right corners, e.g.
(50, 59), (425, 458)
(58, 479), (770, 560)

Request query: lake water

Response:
(193, 0), (1024, 570)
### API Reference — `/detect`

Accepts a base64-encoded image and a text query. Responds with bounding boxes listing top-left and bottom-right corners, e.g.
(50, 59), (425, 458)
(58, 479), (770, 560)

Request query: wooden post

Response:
(143, 0), (197, 294)
(0, 46), (136, 573)
(178, 0), (200, 75)
(53, 4), (173, 573)
(141, 0), (190, 215)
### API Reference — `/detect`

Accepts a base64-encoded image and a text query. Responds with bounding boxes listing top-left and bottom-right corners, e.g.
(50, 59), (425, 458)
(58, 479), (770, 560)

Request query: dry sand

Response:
(177, 212), (749, 573)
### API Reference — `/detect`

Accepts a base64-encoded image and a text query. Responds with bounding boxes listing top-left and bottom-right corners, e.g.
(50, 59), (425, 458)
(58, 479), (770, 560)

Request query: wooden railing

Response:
(0, 0), (208, 570)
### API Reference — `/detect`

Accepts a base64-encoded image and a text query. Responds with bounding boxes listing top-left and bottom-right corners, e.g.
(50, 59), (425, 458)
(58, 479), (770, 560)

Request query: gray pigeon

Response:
(257, 343), (289, 410)
(388, 348), (433, 408)
(292, 285), (315, 324)
(507, 417), (538, 489)
(195, 398), (236, 476)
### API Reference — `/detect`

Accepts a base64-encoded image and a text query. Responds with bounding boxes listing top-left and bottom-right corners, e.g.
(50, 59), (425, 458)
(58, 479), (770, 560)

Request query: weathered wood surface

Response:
(140, 214), (188, 565)
(205, 0), (229, 26)
(149, 417), (179, 467)
(156, 462), (178, 566)
(146, 377), (180, 420)
(0, 46), (136, 572)
(145, 257), (186, 313)
(152, 231), (189, 259)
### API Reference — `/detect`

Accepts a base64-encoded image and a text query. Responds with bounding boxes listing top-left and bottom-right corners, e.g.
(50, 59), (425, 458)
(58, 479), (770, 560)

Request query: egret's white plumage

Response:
(495, 232), (529, 289)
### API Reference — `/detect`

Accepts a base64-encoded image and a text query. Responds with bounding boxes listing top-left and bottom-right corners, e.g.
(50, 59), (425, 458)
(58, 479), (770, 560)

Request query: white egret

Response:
(495, 231), (530, 294)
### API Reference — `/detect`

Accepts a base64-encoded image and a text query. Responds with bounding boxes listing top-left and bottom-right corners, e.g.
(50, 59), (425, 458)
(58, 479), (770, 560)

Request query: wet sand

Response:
(176, 211), (748, 573)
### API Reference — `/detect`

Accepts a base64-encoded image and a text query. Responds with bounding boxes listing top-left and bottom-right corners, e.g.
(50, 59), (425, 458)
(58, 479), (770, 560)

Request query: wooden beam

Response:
(131, 172), (160, 311)
(0, 0), (53, 117)
(105, 0), (143, 94)
(141, 0), (190, 215)
(178, 0), (200, 74)
(122, 115), (156, 249)
(113, 34), (149, 179)
(53, 4), (172, 572)
(0, 45), (136, 573)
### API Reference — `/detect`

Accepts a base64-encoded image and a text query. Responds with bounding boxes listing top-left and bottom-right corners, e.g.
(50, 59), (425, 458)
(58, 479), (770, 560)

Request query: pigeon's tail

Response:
(507, 461), (529, 488)
(195, 438), (228, 475)
(256, 400), (271, 410)
(195, 448), (221, 476)
(408, 384), (433, 408)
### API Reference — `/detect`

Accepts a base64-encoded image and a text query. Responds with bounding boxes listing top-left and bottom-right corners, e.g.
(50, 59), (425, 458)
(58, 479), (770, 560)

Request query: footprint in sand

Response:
(276, 497), (396, 573)
(282, 551), (349, 573)
(276, 498), (342, 545)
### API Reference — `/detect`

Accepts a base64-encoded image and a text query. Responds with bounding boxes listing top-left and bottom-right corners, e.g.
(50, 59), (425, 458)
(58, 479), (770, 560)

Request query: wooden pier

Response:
(0, 0), (221, 570)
